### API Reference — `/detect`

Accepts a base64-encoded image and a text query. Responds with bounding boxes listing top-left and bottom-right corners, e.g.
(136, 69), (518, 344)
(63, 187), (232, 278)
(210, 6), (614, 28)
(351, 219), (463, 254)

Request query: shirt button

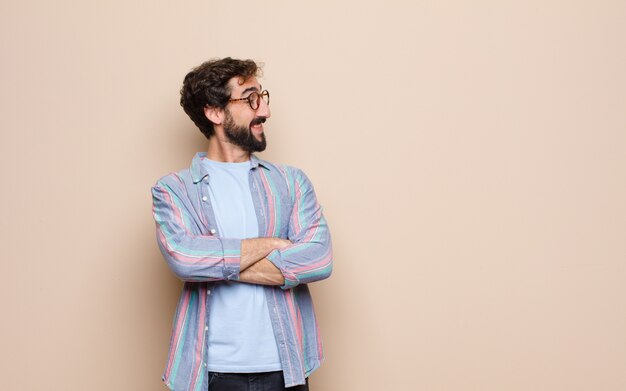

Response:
(207, 289), (211, 295)
(202, 196), (207, 202)
(205, 326), (208, 331)
(210, 229), (216, 234)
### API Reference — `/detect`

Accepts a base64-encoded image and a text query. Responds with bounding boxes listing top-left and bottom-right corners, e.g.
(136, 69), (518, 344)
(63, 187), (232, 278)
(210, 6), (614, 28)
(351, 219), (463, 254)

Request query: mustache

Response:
(250, 117), (267, 127)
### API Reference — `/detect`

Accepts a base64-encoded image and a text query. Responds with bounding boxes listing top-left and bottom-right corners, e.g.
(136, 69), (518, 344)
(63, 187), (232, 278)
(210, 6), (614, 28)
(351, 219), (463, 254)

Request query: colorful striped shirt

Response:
(151, 152), (333, 391)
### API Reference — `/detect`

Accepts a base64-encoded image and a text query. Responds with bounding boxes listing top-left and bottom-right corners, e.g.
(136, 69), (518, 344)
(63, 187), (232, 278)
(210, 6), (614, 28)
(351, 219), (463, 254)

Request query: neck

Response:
(206, 134), (251, 163)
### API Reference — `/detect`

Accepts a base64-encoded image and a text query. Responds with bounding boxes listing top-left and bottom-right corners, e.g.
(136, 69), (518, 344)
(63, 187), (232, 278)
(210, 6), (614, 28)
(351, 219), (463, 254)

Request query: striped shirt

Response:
(151, 152), (333, 391)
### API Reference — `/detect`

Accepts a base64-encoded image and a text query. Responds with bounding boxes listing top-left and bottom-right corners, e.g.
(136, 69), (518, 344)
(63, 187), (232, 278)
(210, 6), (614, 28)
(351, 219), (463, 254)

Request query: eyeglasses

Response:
(228, 90), (270, 110)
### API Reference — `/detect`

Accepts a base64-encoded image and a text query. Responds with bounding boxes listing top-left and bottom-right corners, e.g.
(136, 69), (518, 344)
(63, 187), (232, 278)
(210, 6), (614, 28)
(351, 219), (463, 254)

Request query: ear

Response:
(204, 106), (225, 125)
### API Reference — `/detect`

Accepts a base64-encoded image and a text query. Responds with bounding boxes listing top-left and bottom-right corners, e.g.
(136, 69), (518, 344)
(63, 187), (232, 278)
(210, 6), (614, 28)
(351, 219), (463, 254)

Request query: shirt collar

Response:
(190, 152), (271, 184)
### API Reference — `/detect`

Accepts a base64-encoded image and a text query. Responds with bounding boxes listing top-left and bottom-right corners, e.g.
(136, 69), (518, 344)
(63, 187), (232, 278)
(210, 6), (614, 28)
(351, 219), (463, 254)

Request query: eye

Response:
(247, 92), (260, 108)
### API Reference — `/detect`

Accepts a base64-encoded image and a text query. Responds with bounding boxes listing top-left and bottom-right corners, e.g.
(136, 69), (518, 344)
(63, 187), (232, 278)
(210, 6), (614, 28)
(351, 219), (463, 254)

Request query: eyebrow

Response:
(240, 85), (261, 97)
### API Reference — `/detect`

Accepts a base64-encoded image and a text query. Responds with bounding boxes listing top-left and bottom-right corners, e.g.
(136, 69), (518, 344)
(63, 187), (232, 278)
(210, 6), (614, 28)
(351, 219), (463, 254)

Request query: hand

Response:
(240, 238), (292, 271)
(273, 237), (292, 249)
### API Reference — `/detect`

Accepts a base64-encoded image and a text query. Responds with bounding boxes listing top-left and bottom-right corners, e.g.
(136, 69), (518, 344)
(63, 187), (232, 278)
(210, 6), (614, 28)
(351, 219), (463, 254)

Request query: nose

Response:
(256, 97), (271, 118)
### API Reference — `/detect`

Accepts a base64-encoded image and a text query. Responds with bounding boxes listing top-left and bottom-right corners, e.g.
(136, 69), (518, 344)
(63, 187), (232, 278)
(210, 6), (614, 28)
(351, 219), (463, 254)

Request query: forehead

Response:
(227, 76), (261, 97)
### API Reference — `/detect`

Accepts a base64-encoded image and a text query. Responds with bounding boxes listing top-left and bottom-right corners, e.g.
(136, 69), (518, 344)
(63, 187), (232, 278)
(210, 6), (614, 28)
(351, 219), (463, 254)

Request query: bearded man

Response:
(151, 57), (333, 391)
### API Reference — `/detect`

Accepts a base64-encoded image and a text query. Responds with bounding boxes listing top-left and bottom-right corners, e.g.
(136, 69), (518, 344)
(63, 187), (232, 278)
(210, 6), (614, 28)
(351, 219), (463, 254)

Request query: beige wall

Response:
(1, 1), (625, 390)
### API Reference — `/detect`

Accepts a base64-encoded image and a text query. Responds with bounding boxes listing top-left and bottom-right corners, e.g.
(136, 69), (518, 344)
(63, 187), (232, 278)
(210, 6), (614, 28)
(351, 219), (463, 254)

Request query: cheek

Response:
(232, 111), (253, 127)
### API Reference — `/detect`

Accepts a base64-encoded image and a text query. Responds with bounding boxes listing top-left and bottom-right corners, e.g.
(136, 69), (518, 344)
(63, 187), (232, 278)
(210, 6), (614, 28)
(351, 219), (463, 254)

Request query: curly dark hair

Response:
(180, 57), (261, 139)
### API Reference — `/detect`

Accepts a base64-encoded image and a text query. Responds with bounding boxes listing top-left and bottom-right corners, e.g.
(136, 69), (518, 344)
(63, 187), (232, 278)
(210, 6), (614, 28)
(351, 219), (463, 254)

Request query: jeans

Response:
(208, 371), (309, 391)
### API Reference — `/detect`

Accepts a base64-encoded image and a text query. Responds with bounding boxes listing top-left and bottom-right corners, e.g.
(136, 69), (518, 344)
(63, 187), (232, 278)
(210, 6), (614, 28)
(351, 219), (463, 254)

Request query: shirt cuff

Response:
(266, 248), (299, 289)
(220, 238), (242, 280)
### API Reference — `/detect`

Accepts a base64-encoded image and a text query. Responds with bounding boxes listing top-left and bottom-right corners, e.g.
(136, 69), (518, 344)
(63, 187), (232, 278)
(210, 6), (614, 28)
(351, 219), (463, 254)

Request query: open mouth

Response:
(250, 117), (267, 133)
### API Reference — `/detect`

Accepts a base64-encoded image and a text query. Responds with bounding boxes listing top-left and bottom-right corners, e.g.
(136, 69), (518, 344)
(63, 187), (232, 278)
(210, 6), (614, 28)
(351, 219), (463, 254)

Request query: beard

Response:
(223, 110), (267, 153)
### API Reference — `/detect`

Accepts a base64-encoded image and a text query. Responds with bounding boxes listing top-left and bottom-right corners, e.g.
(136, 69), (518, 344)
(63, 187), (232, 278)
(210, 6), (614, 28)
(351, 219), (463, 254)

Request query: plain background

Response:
(1, 1), (625, 390)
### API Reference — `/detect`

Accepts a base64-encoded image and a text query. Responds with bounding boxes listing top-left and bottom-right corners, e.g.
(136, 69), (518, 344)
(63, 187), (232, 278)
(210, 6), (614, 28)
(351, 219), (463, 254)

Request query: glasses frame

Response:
(228, 90), (270, 110)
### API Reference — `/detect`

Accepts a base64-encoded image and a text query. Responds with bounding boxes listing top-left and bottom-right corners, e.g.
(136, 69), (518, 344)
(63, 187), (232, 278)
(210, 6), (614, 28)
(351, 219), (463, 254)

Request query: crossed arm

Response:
(238, 238), (289, 286)
(152, 168), (332, 289)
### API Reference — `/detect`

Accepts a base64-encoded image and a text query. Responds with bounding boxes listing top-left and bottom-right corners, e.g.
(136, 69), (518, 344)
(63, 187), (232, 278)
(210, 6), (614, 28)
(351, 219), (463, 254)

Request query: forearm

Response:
(240, 237), (290, 271)
(153, 184), (241, 282)
(239, 258), (285, 286)
(266, 235), (333, 288)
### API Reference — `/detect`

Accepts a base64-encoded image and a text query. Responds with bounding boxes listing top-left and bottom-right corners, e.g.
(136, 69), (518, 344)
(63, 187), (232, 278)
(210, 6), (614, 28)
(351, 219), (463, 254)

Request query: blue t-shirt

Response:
(201, 158), (281, 372)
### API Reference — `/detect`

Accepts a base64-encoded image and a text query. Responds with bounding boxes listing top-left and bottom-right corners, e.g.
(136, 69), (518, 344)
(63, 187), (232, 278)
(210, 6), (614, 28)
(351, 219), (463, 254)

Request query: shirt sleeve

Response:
(151, 177), (241, 282)
(266, 168), (333, 289)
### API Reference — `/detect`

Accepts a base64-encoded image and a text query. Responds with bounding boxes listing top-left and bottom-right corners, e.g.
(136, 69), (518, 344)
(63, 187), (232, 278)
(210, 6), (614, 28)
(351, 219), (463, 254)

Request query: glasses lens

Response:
(261, 90), (270, 106)
(248, 92), (260, 110)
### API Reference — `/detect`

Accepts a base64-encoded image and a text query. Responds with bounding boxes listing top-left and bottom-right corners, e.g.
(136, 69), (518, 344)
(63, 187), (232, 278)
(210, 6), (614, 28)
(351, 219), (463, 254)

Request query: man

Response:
(151, 57), (333, 391)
